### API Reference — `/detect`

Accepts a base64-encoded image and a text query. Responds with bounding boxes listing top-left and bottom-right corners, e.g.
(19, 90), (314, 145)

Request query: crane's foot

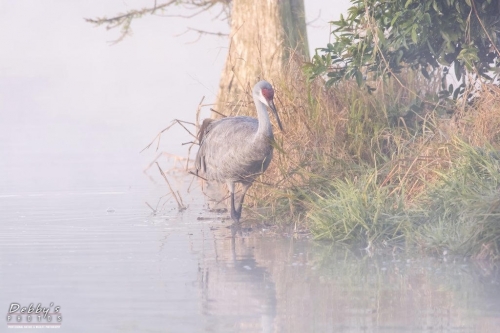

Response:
(230, 207), (240, 224)
(231, 209), (244, 224)
(235, 209), (242, 221)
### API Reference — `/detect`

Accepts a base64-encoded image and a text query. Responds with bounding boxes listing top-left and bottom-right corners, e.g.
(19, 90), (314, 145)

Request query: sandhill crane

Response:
(195, 80), (283, 223)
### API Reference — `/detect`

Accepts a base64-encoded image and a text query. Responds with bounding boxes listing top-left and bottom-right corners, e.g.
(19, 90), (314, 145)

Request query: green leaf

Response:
(395, 50), (404, 64)
(426, 40), (436, 55)
(452, 86), (461, 100)
(432, 1), (441, 13)
(454, 60), (461, 81)
(326, 78), (336, 87)
(423, 13), (431, 25)
(390, 12), (401, 26)
(377, 29), (386, 45)
(411, 25), (418, 44)
(311, 0), (500, 96)
(355, 70), (363, 87)
(330, 20), (343, 27)
(441, 30), (450, 42)
(438, 89), (451, 98)
(479, 72), (493, 80)
(421, 67), (430, 79)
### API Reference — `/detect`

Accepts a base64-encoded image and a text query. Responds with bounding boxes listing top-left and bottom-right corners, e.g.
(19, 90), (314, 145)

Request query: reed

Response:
(239, 58), (500, 259)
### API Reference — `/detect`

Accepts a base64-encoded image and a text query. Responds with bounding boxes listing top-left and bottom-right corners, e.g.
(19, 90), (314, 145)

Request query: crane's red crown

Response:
(262, 87), (274, 100)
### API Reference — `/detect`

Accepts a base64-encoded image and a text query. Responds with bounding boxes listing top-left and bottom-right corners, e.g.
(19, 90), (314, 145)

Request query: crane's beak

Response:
(268, 99), (283, 132)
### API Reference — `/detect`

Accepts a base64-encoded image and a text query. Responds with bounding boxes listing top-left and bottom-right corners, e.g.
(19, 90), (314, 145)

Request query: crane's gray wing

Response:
(195, 116), (265, 182)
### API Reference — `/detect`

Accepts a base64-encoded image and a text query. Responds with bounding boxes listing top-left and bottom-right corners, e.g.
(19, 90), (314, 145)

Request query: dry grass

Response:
(227, 57), (500, 259)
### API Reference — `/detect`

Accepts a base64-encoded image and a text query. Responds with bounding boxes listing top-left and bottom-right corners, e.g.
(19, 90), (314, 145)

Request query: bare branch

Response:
(140, 121), (178, 153)
(153, 5), (214, 19)
(188, 170), (207, 181)
(86, 0), (230, 43)
(306, 10), (322, 26)
(174, 27), (229, 40)
(140, 119), (197, 153)
(210, 108), (227, 118)
(156, 162), (187, 211)
(175, 119), (197, 139)
(145, 202), (157, 213)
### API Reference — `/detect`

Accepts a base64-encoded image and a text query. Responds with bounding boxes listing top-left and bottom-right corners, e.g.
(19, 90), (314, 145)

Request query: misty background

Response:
(0, 0), (350, 194)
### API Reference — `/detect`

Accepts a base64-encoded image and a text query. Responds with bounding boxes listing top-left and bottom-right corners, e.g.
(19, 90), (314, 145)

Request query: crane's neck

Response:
(254, 97), (273, 139)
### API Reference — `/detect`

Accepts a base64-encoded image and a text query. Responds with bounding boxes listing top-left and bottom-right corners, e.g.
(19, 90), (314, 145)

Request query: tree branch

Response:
(85, 0), (230, 43)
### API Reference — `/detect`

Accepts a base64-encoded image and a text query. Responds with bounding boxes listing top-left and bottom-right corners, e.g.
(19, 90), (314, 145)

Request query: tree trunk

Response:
(215, 0), (309, 115)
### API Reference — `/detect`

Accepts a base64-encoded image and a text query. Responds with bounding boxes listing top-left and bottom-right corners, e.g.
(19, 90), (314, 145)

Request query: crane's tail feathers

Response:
(195, 118), (214, 175)
(197, 118), (215, 144)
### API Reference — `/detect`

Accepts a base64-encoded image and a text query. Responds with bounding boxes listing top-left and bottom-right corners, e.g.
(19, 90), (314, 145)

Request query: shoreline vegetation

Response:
(235, 59), (500, 261)
(89, 0), (500, 261)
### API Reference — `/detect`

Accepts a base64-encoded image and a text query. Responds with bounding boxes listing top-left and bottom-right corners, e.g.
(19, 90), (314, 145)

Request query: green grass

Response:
(307, 170), (409, 246)
(233, 60), (500, 260)
(412, 140), (500, 259)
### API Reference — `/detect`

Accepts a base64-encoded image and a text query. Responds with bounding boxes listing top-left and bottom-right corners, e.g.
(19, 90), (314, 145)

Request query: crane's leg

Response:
(227, 181), (239, 223)
(235, 182), (252, 221)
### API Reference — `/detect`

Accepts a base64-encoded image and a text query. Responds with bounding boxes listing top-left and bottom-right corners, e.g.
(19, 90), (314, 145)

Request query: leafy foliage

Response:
(308, 0), (500, 98)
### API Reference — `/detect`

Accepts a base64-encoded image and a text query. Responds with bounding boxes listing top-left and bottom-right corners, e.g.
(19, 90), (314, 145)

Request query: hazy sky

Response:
(0, 0), (350, 192)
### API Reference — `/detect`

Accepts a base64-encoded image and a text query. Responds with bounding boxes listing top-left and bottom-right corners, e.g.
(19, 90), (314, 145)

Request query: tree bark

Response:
(215, 0), (309, 115)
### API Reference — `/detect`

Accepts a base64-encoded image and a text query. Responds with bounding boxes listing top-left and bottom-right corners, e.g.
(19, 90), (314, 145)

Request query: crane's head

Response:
(253, 80), (283, 131)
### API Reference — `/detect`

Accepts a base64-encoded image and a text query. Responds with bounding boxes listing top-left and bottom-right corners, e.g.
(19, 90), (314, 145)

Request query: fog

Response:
(0, 0), (350, 193)
(4, 4), (500, 332)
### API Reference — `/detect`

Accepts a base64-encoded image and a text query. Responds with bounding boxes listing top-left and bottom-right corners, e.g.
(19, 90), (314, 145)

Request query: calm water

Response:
(1, 168), (500, 332)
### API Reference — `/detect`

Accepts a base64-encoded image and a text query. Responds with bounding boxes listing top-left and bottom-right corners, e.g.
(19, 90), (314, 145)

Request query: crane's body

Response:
(196, 116), (274, 183)
(195, 80), (282, 223)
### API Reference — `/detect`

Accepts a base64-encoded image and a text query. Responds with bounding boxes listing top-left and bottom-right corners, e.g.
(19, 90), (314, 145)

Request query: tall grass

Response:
(413, 140), (500, 258)
(307, 171), (410, 245)
(223, 57), (500, 260)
